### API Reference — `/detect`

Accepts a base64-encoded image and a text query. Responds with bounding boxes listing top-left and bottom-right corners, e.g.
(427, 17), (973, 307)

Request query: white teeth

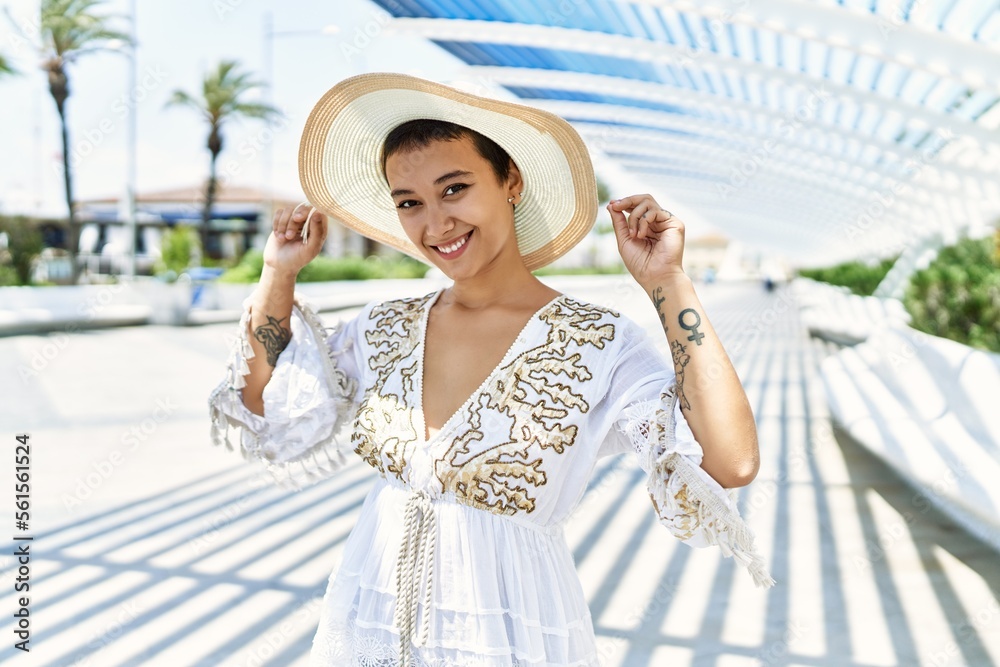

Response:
(437, 233), (469, 254)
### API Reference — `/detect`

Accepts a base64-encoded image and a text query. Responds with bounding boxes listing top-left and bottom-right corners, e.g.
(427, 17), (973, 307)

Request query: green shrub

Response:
(798, 256), (897, 296)
(0, 215), (44, 285)
(299, 255), (378, 282)
(218, 250), (430, 283)
(203, 255), (238, 269)
(154, 226), (200, 275)
(903, 235), (1000, 353)
(0, 264), (20, 286)
(218, 248), (265, 283)
(374, 254), (431, 280)
(533, 264), (626, 276)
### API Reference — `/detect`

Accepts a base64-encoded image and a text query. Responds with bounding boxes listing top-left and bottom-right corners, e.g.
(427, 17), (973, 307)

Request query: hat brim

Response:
(298, 73), (598, 272)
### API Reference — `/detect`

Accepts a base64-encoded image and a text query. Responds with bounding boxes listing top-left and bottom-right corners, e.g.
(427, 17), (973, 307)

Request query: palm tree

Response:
(0, 53), (15, 76)
(40, 0), (128, 283)
(166, 60), (280, 262)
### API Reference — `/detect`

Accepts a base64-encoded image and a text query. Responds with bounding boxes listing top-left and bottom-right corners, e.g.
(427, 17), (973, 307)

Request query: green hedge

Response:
(218, 250), (429, 283)
(0, 215), (44, 286)
(797, 257), (897, 296)
(532, 263), (626, 276)
(904, 235), (1000, 353)
(153, 227), (200, 276)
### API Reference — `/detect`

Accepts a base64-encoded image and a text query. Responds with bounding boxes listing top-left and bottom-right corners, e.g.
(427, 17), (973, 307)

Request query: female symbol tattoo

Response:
(678, 308), (704, 345)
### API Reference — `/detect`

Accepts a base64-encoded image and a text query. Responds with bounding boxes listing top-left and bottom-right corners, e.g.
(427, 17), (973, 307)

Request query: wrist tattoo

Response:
(678, 308), (704, 345)
(671, 340), (692, 412)
(254, 314), (292, 367)
(651, 287), (668, 333)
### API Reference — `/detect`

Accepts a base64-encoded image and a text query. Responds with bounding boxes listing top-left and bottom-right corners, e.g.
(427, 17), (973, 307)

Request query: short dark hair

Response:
(380, 119), (512, 185)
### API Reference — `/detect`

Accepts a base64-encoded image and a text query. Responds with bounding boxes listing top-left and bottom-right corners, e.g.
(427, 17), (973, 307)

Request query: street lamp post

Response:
(109, 2), (138, 280)
(261, 12), (339, 229)
(125, 0), (137, 280)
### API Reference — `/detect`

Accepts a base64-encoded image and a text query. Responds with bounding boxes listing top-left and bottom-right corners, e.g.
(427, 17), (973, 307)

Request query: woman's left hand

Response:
(607, 194), (685, 287)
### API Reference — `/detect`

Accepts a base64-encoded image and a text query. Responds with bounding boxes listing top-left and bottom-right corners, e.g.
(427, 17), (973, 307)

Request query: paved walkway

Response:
(1, 278), (998, 666)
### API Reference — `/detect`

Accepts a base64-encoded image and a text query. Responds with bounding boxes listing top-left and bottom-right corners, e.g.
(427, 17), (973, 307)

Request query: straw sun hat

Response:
(298, 72), (598, 271)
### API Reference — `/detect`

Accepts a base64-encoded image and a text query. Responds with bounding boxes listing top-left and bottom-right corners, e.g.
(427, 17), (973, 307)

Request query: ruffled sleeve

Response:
(599, 322), (775, 589)
(207, 292), (366, 490)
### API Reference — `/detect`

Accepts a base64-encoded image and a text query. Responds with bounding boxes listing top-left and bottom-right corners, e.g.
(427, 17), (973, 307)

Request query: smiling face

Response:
(386, 134), (524, 281)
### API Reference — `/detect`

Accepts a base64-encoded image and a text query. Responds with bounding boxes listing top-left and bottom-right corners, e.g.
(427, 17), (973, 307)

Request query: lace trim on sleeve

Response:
(624, 384), (776, 589)
(207, 292), (358, 490)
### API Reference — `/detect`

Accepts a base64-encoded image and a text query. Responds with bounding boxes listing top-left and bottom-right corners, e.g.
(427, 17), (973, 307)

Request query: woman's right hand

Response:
(263, 203), (328, 276)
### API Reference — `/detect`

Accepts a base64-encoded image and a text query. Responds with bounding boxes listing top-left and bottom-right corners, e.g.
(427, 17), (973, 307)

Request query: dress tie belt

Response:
(394, 489), (436, 667)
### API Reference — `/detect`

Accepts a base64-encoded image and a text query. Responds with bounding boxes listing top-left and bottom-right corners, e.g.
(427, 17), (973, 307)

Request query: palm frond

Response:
(166, 89), (200, 108)
(166, 59), (281, 148)
(230, 102), (282, 120)
(41, 0), (128, 58)
(165, 89), (213, 122)
(0, 53), (16, 76)
(198, 60), (281, 122)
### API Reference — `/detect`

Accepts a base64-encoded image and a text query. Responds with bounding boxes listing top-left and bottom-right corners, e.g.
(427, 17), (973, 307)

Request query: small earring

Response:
(507, 196), (515, 203)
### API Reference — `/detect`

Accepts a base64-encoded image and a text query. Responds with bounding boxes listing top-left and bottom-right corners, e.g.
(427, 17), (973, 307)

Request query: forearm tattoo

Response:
(253, 314), (292, 367)
(678, 308), (704, 345)
(671, 340), (692, 412)
(651, 286), (668, 333)
(651, 287), (699, 410)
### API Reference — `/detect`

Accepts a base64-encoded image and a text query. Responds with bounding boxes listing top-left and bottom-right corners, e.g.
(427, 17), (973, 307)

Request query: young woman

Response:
(208, 73), (773, 667)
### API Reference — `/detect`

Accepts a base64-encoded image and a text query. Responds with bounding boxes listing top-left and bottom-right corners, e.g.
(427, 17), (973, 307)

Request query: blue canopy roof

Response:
(371, 0), (1000, 276)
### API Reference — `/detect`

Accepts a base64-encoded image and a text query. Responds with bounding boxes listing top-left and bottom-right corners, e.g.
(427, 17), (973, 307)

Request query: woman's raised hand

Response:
(263, 203), (327, 277)
(607, 194), (685, 288)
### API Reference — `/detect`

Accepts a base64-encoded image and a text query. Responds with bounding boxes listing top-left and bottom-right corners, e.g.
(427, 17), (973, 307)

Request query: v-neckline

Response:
(416, 287), (564, 447)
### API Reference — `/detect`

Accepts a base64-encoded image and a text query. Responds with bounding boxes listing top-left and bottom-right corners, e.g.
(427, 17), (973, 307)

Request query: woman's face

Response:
(386, 135), (523, 281)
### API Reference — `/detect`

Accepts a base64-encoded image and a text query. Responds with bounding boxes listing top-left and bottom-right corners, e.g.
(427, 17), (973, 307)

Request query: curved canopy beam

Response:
(466, 67), (1000, 180)
(628, 0), (999, 91)
(389, 17), (1000, 147)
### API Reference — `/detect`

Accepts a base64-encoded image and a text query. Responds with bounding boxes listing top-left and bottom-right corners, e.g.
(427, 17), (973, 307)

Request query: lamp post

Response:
(261, 12), (339, 227)
(126, 0), (137, 280)
(108, 0), (138, 280)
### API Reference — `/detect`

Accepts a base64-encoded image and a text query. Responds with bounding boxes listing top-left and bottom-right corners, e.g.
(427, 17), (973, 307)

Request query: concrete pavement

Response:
(1, 276), (998, 666)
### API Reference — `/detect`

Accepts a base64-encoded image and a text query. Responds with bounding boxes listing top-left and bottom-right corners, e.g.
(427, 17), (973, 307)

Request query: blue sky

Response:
(0, 0), (468, 216)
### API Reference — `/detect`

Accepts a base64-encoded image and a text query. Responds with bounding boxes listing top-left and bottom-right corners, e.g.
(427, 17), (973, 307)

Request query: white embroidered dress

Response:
(208, 288), (774, 667)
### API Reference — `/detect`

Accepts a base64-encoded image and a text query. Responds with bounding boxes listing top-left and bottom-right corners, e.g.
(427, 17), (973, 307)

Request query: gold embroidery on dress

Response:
(434, 298), (619, 515)
(352, 295), (431, 476)
(650, 484), (701, 541)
